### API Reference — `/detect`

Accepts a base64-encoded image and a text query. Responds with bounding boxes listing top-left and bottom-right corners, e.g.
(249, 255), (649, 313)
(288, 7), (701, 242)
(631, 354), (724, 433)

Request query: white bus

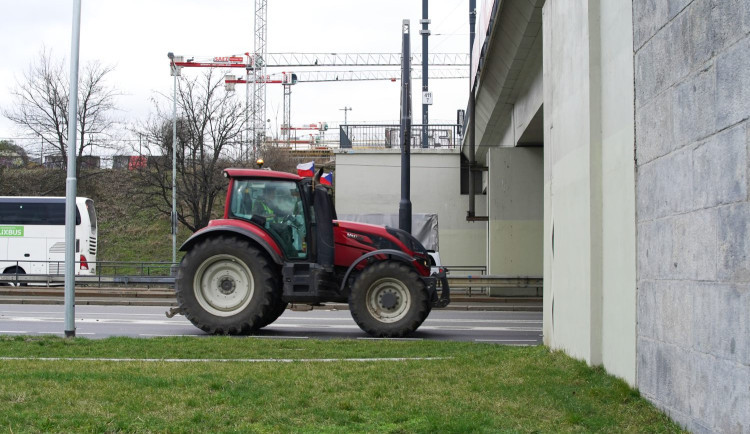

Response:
(0, 197), (98, 277)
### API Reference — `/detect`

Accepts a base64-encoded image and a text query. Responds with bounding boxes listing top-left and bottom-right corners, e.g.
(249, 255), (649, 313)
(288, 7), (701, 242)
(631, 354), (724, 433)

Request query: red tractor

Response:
(175, 168), (450, 337)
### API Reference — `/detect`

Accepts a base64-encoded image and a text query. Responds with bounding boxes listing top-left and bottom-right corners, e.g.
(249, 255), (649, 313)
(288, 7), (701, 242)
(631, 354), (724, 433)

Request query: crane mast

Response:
(250, 0), (268, 159)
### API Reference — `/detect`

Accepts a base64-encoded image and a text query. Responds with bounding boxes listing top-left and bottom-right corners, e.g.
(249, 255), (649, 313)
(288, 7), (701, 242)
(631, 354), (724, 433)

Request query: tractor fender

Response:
(339, 249), (415, 293)
(179, 224), (284, 265)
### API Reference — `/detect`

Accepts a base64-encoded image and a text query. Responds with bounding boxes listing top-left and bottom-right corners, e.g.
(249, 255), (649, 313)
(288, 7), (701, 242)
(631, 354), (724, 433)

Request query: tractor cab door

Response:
(230, 179), (309, 259)
(298, 178), (336, 268)
(313, 184), (336, 268)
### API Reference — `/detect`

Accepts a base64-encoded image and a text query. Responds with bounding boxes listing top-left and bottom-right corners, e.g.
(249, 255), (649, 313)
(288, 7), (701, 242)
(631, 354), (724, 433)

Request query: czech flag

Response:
(321, 172), (333, 186)
(296, 161), (314, 177)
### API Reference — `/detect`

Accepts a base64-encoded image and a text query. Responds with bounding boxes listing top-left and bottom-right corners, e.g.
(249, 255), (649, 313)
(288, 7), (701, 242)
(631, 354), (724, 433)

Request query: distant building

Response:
(44, 155), (101, 169)
(0, 150), (25, 168)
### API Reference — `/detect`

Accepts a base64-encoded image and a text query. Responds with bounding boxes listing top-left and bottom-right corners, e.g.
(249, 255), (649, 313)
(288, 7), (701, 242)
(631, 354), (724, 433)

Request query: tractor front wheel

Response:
(348, 261), (430, 337)
(176, 236), (277, 334)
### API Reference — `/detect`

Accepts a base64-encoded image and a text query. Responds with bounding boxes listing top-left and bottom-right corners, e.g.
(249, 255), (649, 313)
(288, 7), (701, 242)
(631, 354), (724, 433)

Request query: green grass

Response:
(0, 337), (683, 433)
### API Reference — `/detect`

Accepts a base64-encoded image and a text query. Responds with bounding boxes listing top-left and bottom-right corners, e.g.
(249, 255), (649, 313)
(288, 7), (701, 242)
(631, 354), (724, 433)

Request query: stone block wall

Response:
(633, 0), (750, 431)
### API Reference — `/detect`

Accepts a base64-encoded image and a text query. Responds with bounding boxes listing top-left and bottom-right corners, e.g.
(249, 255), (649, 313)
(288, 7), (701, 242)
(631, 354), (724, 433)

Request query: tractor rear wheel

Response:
(348, 261), (430, 337)
(176, 236), (277, 334)
(256, 298), (288, 328)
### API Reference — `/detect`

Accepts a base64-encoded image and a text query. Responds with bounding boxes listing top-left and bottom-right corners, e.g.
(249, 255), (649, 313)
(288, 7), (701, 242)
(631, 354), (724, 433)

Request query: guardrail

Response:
(0, 261), (541, 297)
(0, 260), (176, 287)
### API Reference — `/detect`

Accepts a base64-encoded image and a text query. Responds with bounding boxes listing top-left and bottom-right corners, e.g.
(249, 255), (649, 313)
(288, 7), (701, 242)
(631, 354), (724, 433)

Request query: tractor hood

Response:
(334, 220), (428, 257)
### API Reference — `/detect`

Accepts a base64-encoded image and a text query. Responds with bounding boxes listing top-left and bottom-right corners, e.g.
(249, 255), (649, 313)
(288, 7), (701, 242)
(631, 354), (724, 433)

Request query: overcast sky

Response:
(0, 0), (470, 152)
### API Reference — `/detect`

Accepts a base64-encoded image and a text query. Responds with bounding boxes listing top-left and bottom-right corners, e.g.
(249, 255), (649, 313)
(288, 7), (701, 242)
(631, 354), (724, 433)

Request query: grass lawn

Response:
(0, 336), (683, 433)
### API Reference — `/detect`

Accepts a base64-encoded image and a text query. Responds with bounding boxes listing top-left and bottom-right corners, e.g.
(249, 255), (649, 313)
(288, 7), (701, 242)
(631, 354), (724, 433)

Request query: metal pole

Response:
(339, 106), (351, 142)
(421, 0), (429, 148)
(171, 68), (177, 263)
(64, 0), (82, 338)
(468, 0), (477, 219)
(399, 19), (413, 234)
(168, 52), (178, 264)
(245, 62), (250, 162)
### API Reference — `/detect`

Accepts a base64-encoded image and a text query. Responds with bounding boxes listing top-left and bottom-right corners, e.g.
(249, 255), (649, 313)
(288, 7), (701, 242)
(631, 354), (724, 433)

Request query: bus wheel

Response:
(2, 267), (27, 287)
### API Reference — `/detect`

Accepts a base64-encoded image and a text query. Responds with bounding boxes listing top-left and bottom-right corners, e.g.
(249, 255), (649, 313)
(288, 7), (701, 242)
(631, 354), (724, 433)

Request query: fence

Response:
(339, 124), (461, 149)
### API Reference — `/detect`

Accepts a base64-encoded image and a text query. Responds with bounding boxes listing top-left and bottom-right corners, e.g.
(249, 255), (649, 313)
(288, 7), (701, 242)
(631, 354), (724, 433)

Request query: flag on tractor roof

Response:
(296, 161), (314, 177)
(321, 172), (333, 186)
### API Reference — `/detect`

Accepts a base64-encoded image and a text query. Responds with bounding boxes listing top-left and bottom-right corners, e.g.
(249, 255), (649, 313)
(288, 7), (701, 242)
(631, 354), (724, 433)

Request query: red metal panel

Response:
(223, 168), (302, 180)
(206, 219), (283, 257)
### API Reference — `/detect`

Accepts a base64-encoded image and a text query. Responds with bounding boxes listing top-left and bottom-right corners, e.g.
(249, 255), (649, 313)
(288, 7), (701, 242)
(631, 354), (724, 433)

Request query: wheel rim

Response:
(193, 254), (254, 317)
(365, 277), (412, 323)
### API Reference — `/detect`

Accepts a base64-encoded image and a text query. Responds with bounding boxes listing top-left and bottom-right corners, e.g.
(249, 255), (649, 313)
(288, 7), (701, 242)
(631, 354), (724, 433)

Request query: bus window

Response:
(85, 199), (97, 231)
(0, 201), (80, 225)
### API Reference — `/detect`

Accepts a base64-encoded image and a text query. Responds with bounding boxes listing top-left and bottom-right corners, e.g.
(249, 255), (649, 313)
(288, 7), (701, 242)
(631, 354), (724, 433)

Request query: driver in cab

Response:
(253, 184), (282, 221)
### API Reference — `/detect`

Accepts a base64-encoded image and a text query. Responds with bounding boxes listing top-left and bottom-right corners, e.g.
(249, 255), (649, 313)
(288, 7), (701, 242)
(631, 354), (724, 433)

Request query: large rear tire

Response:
(348, 261), (430, 337)
(176, 236), (277, 334)
(256, 298), (288, 328)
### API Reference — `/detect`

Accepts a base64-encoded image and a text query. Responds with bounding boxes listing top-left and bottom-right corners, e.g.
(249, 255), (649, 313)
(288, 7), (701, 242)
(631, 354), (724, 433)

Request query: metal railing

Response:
(1, 260), (541, 298)
(340, 124), (461, 149)
(0, 260), (177, 287)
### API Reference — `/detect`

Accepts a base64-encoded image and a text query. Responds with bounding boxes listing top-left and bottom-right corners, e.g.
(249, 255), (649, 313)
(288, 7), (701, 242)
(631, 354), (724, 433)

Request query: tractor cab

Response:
(224, 169), (336, 269)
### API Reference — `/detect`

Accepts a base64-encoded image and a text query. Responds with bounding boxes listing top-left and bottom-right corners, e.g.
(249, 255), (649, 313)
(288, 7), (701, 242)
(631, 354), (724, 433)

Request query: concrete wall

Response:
(633, 0), (750, 431)
(542, 0), (637, 384)
(334, 149), (487, 267)
(487, 146), (543, 278)
(598, 0), (638, 389)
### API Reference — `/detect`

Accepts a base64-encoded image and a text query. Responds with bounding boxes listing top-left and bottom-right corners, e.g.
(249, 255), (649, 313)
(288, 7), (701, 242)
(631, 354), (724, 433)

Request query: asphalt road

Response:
(0, 304), (543, 344)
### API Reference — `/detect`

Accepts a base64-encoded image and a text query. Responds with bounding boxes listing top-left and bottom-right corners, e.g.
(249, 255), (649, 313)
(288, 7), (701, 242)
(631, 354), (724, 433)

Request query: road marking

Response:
(0, 316), (192, 326)
(251, 335), (309, 340)
(138, 334), (202, 337)
(281, 316), (542, 324)
(474, 339), (538, 343)
(0, 330), (28, 334)
(357, 337), (423, 341)
(0, 356), (449, 363)
(267, 324), (542, 332)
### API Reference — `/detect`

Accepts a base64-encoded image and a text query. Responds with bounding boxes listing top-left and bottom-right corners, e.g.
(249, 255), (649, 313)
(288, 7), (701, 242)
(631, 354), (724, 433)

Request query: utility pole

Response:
(420, 0), (430, 148)
(339, 106), (352, 125)
(399, 20), (413, 234)
(339, 106), (352, 145)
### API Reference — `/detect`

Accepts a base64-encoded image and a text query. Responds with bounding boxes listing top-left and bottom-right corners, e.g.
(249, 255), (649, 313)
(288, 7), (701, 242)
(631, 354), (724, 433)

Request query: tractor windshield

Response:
(230, 179), (308, 259)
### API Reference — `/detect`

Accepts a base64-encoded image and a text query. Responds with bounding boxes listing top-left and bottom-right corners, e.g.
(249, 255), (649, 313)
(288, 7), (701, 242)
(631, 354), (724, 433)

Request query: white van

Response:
(0, 197), (98, 276)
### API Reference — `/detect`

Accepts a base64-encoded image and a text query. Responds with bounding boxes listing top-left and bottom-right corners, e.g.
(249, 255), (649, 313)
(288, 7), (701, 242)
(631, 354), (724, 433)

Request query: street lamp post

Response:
(64, 0), (82, 338)
(168, 52), (180, 264)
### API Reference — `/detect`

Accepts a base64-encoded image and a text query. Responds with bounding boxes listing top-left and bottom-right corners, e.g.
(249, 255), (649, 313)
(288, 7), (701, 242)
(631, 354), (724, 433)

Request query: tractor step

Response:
(281, 262), (340, 303)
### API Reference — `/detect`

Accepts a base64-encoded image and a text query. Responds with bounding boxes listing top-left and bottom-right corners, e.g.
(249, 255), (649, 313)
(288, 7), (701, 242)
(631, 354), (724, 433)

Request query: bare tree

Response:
(133, 69), (244, 232)
(2, 48), (119, 172)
